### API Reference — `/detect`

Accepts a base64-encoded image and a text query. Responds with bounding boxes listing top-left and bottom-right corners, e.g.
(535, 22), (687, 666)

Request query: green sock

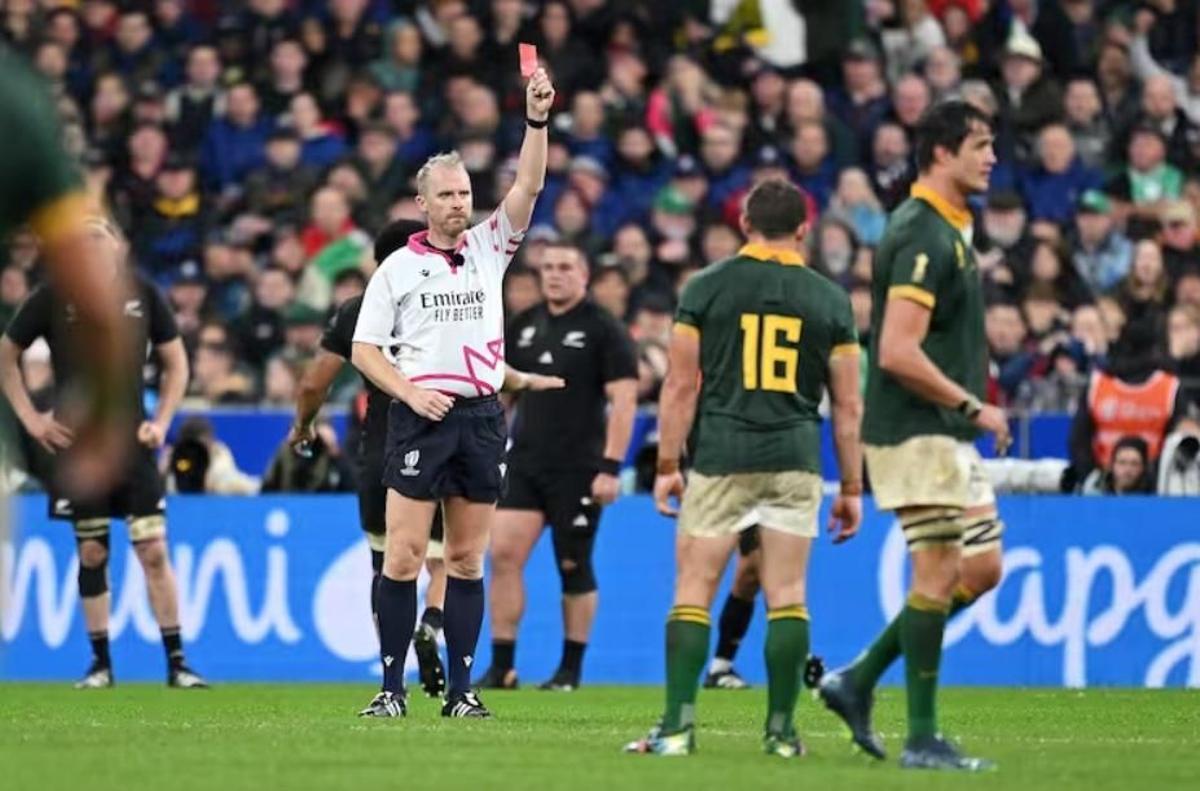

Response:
(764, 606), (810, 738)
(850, 586), (975, 693)
(900, 593), (950, 740)
(662, 606), (711, 733)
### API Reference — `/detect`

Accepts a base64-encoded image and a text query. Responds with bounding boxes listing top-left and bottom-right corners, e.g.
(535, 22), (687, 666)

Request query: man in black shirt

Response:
(0, 218), (204, 689)
(288, 219), (561, 699)
(478, 242), (638, 691)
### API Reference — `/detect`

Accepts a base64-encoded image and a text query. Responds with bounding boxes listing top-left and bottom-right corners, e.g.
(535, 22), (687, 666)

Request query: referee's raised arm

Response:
(501, 67), (555, 232)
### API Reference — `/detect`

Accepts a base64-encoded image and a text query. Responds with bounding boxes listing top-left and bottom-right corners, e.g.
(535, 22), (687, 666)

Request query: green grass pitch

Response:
(3, 684), (1197, 790)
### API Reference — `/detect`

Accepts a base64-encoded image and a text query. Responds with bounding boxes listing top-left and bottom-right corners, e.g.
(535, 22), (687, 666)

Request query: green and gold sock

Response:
(662, 605), (711, 733)
(900, 592), (951, 740)
(849, 585), (976, 694)
(764, 606), (809, 738)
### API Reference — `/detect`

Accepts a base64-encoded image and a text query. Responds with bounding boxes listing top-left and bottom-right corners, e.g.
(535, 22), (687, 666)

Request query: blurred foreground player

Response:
(290, 219), (561, 699)
(0, 53), (136, 601)
(478, 242), (637, 691)
(352, 66), (553, 718)
(1, 218), (204, 689)
(627, 178), (864, 758)
(819, 101), (1008, 771)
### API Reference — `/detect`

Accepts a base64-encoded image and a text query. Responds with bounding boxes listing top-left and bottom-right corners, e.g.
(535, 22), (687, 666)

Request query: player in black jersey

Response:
(288, 218), (562, 699)
(1, 218), (206, 689)
(477, 242), (638, 691)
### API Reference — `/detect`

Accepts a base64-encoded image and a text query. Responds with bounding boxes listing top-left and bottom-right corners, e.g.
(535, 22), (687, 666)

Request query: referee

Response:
(352, 66), (554, 719)
(478, 242), (637, 691)
(290, 218), (562, 701)
(0, 218), (206, 689)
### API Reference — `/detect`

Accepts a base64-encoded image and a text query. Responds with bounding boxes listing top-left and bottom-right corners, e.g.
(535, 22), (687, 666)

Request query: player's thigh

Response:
(756, 529), (812, 609)
(545, 470), (601, 568)
(958, 443), (1005, 565)
(426, 502), (446, 561)
(677, 471), (758, 542)
(122, 447), (168, 545)
(866, 435), (971, 512)
(490, 507), (544, 569)
(674, 530), (740, 607)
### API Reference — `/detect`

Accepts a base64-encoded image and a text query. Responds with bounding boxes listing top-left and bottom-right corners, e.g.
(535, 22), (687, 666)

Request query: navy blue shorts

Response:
(383, 395), (507, 503)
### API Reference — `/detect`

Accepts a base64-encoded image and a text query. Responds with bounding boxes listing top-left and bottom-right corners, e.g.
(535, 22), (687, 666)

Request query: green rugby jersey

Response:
(0, 51), (89, 246)
(676, 243), (858, 476)
(862, 183), (986, 446)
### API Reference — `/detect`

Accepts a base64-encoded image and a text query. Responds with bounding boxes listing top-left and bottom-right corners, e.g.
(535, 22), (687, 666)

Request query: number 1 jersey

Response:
(674, 244), (858, 476)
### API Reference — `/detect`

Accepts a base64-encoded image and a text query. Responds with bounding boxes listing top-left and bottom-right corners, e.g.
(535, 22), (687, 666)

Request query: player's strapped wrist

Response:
(956, 393), (983, 420)
(840, 481), (863, 496)
(598, 457), (621, 476)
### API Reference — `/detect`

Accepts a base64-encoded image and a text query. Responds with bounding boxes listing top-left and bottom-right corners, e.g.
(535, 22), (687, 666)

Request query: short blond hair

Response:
(415, 151), (465, 197)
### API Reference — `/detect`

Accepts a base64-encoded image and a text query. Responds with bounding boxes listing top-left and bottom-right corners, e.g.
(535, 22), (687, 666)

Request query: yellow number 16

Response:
(740, 313), (802, 392)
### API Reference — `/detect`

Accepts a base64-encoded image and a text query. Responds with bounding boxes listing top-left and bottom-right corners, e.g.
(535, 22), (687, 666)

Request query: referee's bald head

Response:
(374, 218), (426, 263)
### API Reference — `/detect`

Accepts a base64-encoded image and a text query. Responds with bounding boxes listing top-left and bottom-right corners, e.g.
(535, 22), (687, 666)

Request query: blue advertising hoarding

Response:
(2, 494), (1196, 687)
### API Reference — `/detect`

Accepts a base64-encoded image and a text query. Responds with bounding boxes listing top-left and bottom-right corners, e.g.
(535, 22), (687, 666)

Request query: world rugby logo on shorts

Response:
(400, 450), (421, 477)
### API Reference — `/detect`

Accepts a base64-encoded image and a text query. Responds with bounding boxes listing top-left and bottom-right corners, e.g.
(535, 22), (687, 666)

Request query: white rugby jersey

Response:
(354, 207), (525, 397)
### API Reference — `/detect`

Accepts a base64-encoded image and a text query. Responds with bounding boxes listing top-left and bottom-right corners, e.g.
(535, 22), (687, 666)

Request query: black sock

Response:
(377, 575), (417, 695)
(89, 630), (110, 668)
(370, 550), (384, 622)
(421, 606), (444, 632)
(444, 576), (484, 697)
(560, 640), (586, 678)
(492, 639), (515, 672)
(161, 626), (184, 670)
(715, 594), (755, 662)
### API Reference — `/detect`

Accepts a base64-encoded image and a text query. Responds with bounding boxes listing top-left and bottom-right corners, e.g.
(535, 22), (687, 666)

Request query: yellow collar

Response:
(739, 243), (806, 266)
(910, 182), (972, 231)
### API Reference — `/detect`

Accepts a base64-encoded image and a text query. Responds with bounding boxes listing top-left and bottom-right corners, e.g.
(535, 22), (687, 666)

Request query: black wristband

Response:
(598, 457), (621, 476)
(526, 116), (549, 129)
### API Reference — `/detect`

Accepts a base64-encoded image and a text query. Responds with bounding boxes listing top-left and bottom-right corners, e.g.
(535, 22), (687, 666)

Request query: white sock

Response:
(710, 657), (733, 675)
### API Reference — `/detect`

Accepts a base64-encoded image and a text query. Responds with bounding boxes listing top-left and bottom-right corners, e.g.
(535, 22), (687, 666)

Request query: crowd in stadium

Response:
(1, 0), (1199, 494)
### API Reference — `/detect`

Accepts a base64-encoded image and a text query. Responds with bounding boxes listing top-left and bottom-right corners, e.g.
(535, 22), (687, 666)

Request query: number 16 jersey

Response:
(674, 244), (858, 477)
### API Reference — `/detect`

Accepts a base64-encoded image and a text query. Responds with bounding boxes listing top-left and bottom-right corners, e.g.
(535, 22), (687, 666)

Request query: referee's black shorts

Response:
(383, 395), (507, 504)
(358, 444), (444, 547)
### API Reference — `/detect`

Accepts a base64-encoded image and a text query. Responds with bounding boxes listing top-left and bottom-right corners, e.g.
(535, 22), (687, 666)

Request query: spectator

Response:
(698, 121), (750, 211)
(789, 120), (837, 210)
(262, 353), (300, 406)
(503, 266), (542, 320)
(239, 0), (298, 70)
(880, 0), (947, 81)
(923, 46), (962, 101)
(1025, 239), (1093, 311)
(590, 263), (630, 322)
(352, 122), (408, 232)
(201, 81), (272, 192)
(1071, 190), (1132, 294)
(1070, 303), (1110, 370)
(830, 167), (887, 246)
(1167, 304), (1200, 408)
(1117, 239), (1170, 332)
(93, 10), (174, 89)
(995, 28), (1062, 158)
(699, 222), (741, 268)
(610, 222), (672, 310)
(1159, 200), (1200, 282)
(1108, 123), (1183, 228)
(826, 40), (890, 148)
(243, 128), (321, 226)
(187, 321), (256, 405)
(165, 45), (225, 153)
(537, 0), (601, 99)
(259, 38), (309, 118)
(1069, 321), (1185, 483)
(1019, 123), (1103, 224)
(110, 122), (169, 229)
(381, 90), (438, 171)
(233, 266), (293, 370)
(565, 90), (613, 167)
(1063, 76), (1112, 171)
(290, 92), (347, 171)
(986, 302), (1032, 403)
(1130, 11), (1200, 127)
(373, 20), (424, 97)
(1081, 435), (1156, 495)
(782, 77), (857, 168)
(606, 125), (671, 233)
(868, 121), (914, 209)
(1118, 73), (1195, 171)
(133, 154), (210, 285)
(280, 302), (326, 360)
(1157, 418), (1200, 495)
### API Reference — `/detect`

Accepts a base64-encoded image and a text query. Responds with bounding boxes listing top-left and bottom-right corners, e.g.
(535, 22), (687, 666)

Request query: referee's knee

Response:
(444, 546), (484, 580)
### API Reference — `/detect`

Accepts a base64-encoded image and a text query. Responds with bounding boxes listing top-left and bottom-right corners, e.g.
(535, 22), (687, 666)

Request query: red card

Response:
(519, 42), (538, 78)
